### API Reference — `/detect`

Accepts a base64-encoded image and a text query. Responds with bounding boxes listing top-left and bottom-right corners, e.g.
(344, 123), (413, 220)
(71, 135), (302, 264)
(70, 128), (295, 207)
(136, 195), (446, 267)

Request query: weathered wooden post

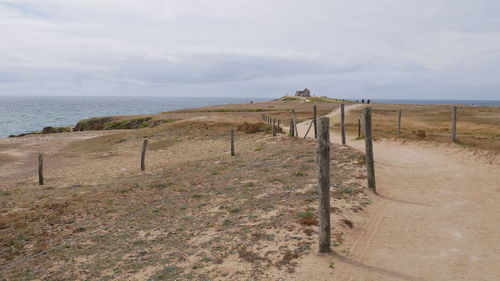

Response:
(277, 119), (281, 130)
(272, 118), (276, 136)
(38, 153), (44, 185)
(340, 104), (346, 145)
(141, 138), (148, 171)
(291, 109), (298, 137)
(313, 105), (318, 139)
(317, 117), (331, 253)
(291, 110), (295, 136)
(358, 117), (361, 139)
(364, 108), (376, 191)
(451, 106), (457, 143)
(360, 115), (365, 138)
(230, 129), (235, 156)
(397, 109), (402, 137)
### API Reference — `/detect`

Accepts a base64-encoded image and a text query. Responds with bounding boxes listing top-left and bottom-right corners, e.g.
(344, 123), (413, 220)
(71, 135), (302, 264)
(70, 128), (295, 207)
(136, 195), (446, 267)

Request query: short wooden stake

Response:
(38, 153), (44, 185)
(360, 115), (365, 138)
(277, 119), (281, 130)
(364, 108), (376, 190)
(230, 129), (235, 156)
(313, 105), (318, 139)
(340, 104), (346, 145)
(317, 117), (331, 253)
(358, 117), (361, 139)
(291, 109), (298, 137)
(451, 106), (457, 143)
(141, 139), (148, 171)
(272, 119), (276, 136)
(397, 109), (402, 137)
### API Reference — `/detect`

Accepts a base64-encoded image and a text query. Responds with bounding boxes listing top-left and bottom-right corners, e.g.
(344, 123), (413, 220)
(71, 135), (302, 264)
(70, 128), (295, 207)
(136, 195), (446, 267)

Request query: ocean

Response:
(1, 96), (499, 139)
(0, 96), (266, 138)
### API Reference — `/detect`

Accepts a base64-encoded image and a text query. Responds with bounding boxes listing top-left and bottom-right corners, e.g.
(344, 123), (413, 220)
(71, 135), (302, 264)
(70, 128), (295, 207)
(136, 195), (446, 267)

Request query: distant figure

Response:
(362, 99), (365, 104)
(367, 99), (371, 104)
(250, 101), (253, 104)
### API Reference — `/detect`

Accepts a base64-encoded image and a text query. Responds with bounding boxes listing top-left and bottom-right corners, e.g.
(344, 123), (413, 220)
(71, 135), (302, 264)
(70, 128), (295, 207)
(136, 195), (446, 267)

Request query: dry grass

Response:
(0, 117), (368, 280)
(341, 103), (500, 151)
(0, 153), (13, 166)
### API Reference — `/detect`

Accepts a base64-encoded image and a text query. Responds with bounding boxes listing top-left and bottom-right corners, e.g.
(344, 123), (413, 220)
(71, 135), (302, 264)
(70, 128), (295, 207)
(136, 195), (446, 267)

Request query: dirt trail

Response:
(296, 106), (500, 281)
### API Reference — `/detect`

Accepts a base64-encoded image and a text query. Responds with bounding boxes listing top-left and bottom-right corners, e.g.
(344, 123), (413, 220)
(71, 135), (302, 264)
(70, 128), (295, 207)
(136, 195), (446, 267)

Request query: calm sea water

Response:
(0, 96), (266, 138)
(371, 99), (500, 106)
(2, 96), (499, 139)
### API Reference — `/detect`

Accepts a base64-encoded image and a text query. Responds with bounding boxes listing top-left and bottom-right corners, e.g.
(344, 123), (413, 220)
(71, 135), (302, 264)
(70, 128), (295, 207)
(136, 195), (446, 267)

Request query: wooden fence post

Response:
(141, 139), (148, 171)
(358, 117), (361, 139)
(340, 104), (346, 145)
(397, 109), (402, 137)
(291, 109), (298, 137)
(313, 105), (318, 139)
(38, 153), (44, 185)
(272, 118), (276, 136)
(317, 117), (331, 253)
(360, 115), (365, 138)
(277, 119), (281, 130)
(364, 108), (376, 191)
(451, 106), (457, 143)
(230, 129), (235, 156)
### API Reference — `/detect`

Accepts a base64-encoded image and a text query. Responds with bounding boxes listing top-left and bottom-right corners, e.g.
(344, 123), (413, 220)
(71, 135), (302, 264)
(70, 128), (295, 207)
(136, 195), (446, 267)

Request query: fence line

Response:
(8, 104), (479, 271)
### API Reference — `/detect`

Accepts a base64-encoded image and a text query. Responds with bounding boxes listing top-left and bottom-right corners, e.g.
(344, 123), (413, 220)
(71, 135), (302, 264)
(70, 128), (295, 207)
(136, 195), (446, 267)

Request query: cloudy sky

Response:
(1, 0), (499, 99)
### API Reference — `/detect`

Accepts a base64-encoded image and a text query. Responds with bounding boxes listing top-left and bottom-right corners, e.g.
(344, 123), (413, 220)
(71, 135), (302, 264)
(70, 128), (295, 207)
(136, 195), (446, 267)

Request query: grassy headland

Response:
(0, 96), (498, 280)
(0, 97), (369, 280)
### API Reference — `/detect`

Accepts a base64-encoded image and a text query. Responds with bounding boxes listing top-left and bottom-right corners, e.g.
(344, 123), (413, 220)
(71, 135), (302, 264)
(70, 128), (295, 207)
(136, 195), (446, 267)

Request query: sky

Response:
(0, 0), (500, 99)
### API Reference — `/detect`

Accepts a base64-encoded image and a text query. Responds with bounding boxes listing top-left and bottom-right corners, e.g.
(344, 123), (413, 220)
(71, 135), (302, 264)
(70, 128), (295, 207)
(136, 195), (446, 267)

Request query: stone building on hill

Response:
(295, 88), (311, 97)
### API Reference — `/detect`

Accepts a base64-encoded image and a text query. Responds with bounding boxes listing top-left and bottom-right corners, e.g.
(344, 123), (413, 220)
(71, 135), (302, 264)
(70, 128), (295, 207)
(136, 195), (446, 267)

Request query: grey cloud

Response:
(103, 54), (361, 84)
(0, 0), (499, 98)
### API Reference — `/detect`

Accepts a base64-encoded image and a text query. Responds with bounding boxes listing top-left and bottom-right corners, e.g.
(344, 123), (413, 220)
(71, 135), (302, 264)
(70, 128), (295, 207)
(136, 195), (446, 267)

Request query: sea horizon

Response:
(1, 95), (499, 139)
(0, 96), (267, 138)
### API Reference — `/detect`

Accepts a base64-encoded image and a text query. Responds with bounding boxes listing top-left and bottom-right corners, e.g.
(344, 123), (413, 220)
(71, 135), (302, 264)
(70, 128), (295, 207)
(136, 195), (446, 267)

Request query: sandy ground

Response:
(1, 101), (499, 280)
(0, 117), (370, 280)
(0, 131), (113, 187)
(294, 106), (500, 281)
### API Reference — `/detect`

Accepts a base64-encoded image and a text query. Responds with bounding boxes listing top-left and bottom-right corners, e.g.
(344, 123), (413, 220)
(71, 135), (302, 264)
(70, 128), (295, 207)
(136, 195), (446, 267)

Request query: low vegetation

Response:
(73, 117), (175, 132)
(0, 118), (368, 280)
(345, 104), (500, 151)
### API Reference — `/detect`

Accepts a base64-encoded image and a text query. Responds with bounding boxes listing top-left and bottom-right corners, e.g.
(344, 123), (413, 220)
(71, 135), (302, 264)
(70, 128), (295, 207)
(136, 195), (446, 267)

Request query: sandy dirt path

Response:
(296, 106), (500, 281)
(0, 131), (112, 188)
